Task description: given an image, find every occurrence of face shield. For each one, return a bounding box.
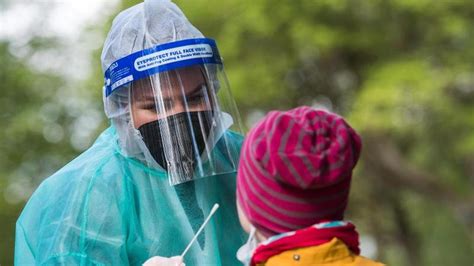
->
[104,38,244,185]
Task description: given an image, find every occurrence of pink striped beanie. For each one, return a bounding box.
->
[237,106,362,237]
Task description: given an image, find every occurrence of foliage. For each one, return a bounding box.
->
[0,40,80,265]
[1,0,473,265]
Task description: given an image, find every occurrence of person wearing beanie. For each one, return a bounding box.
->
[236,106,385,266]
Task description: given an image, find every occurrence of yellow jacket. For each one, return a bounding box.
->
[258,238,385,266]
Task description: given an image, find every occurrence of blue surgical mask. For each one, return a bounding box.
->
[236,226,258,266]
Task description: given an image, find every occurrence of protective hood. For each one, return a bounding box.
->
[100,0,244,185]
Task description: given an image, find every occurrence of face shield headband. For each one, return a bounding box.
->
[104,38,222,97]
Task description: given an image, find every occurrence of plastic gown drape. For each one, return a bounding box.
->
[15,126,246,265]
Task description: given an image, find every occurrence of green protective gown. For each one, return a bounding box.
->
[15,126,246,265]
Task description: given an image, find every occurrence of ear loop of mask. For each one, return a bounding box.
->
[236,226,258,266]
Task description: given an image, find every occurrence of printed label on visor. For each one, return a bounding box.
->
[104,38,222,97]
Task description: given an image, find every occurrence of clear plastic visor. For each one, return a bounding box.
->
[129,64,242,185]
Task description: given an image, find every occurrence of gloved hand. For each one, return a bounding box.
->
[142,256,185,266]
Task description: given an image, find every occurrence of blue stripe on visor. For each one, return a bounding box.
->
[104,38,222,97]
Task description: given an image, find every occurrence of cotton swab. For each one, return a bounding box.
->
[180,203,220,258]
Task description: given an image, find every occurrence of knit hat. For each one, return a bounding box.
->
[236,106,362,237]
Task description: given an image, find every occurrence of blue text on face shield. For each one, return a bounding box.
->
[104,38,222,97]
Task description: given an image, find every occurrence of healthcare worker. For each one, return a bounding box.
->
[15,0,246,265]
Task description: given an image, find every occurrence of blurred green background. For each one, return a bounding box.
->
[1,0,473,265]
